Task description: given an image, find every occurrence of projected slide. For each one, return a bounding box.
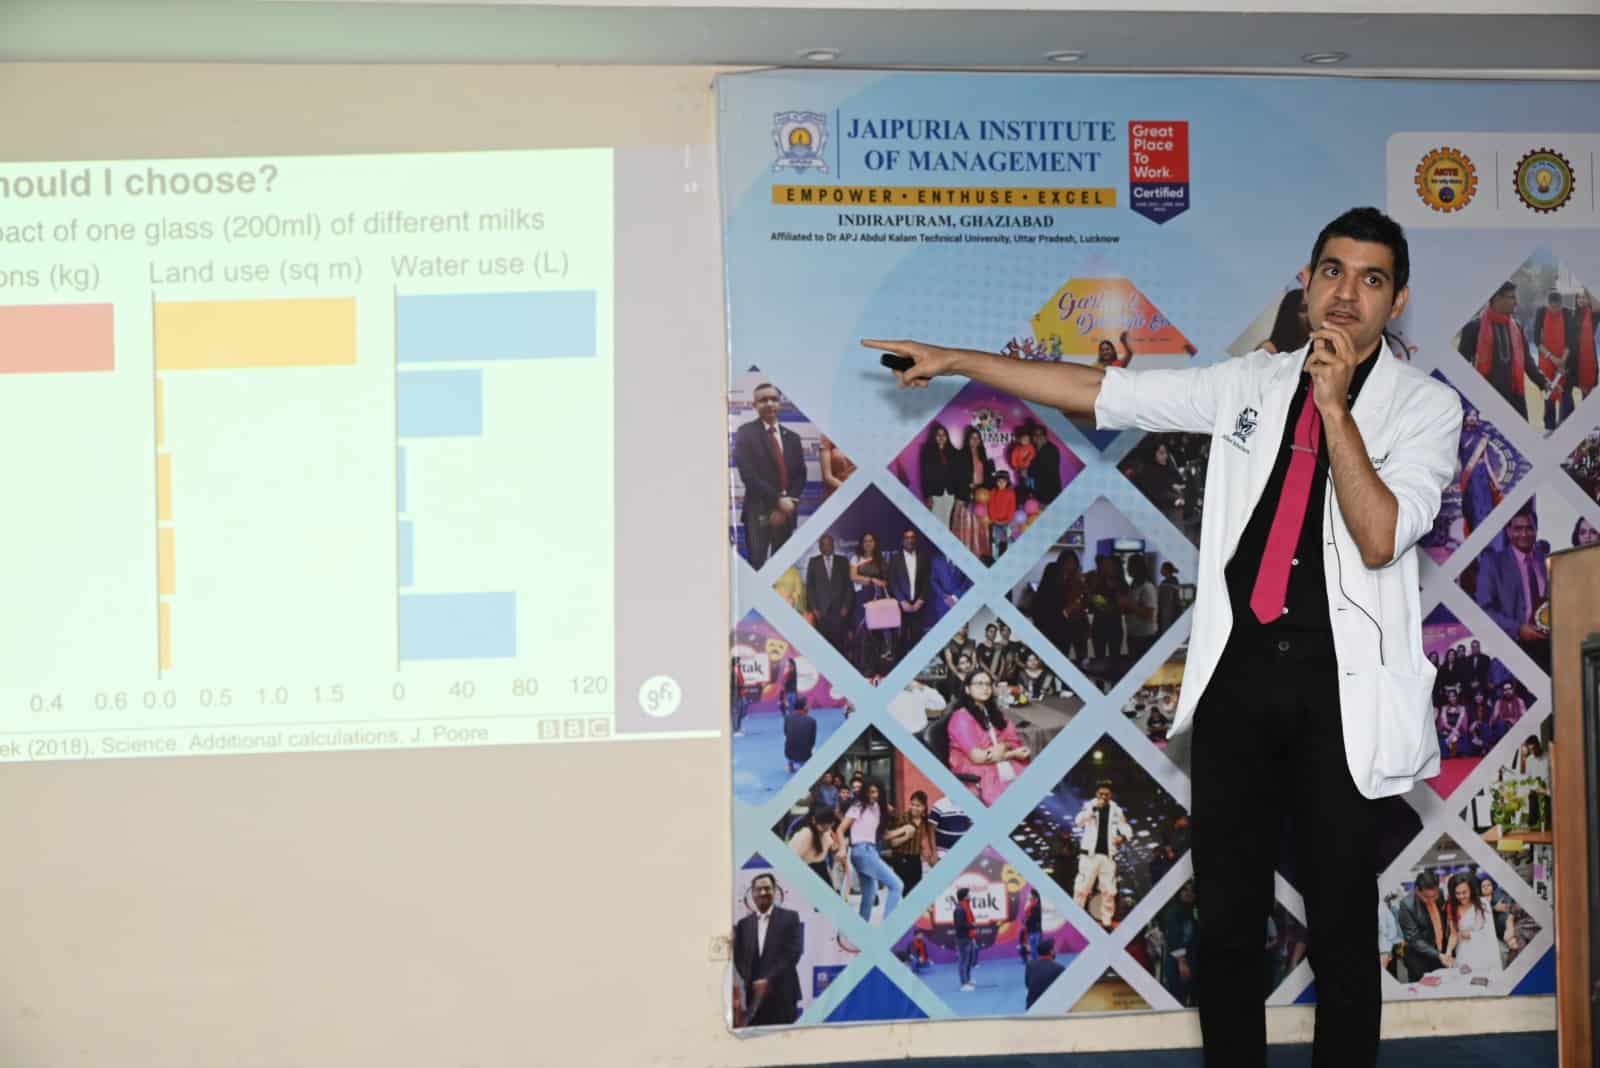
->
[0,150,624,760]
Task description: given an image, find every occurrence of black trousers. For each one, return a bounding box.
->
[1190,630,1382,1068]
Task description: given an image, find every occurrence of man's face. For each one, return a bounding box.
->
[1305,236,1408,354]
[819,535,834,556]
[901,531,918,553]
[1471,641,1481,655]
[1032,428,1047,446]
[1491,288,1517,316]
[752,876,776,911]
[1096,787,1112,805]
[1508,513,1537,553]
[753,386,782,424]
[1418,885,1439,906]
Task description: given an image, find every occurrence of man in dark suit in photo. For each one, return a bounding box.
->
[1533,290,1576,430]
[1029,424,1064,504]
[783,697,817,775]
[805,534,853,652]
[732,872,804,1027]
[1474,500,1551,674]
[1024,937,1066,1010]
[1466,638,1492,696]
[888,528,933,651]
[733,382,808,568]
[1395,869,1453,977]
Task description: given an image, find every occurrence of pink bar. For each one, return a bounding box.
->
[0,304,115,374]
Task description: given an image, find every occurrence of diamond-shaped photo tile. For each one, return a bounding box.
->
[1121,642,1187,755]
[730,367,857,571]
[1006,275,1196,450]
[784,484,975,684]
[1420,605,1539,800]
[732,610,853,808]
[1117,434,1210,548]
[1418,372,1534,567]
[1068,968,1154,1014]
[1456,491,1595,679]
[1562,427,1600,506]
[888,382,1085,566]
[1009,735,1189,931]
[1458,716,1556,906]
[1124,878,1308,1007]
[731,855,855,1028]
[1381,833,1543,998]
[1227,277,1310,358]
[893,604,1085,809]
[772,725,971,927]
[1449,252,1597,437]
[1009,498,1184,693]
[889,846,1090,1017]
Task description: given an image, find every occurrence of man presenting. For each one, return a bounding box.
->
[869,207,1460,1067]
[732,872,804,1027]
[733,382,808,568]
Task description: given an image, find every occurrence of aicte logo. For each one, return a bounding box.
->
[1414,147,1477,213]
[1513,148,1574,214]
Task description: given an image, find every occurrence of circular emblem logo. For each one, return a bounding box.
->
[1513,148,1574,213]
[1414,147,1478,213]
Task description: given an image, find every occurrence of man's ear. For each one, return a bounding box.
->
[1389,285,1411,322]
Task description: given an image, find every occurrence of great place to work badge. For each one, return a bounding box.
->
[1127,120,1189,224]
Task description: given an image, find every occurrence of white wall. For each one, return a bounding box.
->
[0,63,1554,1067]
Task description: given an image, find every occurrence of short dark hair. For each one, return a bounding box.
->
[753,382,778,396]
[1548,291,1563,305]
[1415,869,1440,890]
[752,872,779,891]
[1038,937,1056,957]
[1309,207,1410,294]
[956,886,969,900]
[1095,779,1114,793]
[996,471,1010,483]
[1494,280,1517,300]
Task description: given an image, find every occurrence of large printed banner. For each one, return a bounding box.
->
[722,70,1597,1029]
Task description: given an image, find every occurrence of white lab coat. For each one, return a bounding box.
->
[1094,340,1462,799]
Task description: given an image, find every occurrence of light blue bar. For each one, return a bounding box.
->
[399,592,516,661]
[398,521,415,588]
[397,447,408,514]
[398,370,482,438]
[396,290,597,363]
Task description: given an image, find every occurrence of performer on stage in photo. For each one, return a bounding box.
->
[1072,780,1132,929]
[869,206,1460,1067]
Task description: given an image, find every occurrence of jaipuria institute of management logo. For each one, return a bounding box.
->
[772,111,829,173]
[1413,147,1478,213]
[1513,148,1574,214]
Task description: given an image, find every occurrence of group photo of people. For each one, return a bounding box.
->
[730,862,852,1029]
[1417,375,1533,567]
[1120,644,1185,752]
[1420,605,1538,799]
[774,726,971,927]
[1116,434,1209,547]
[889,381,1085,566]
[730,611,851,807]
[891,605,1085,809]
[789,485,972,683]
[890,847,1089,1016]
[1457,492,1598,679]
[1382,834,1542,997]
[1009,499,1184,693]
[1009,737,1190,932]
[1452,254,1598,436]
[729,369,856,570]
[1126,879,1310,1009]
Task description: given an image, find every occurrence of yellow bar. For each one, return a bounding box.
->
[154,377,165,446]
[156,453,173,522]
[159,601,172,671]
[772,185,1117,208]
[154,298,357,370]
[158,528,176,596]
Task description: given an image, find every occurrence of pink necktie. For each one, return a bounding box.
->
[1249,387,1322,624]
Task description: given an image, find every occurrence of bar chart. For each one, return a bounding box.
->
[0,149,616,760]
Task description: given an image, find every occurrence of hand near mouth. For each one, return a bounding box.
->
[1306,322,1361,417]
